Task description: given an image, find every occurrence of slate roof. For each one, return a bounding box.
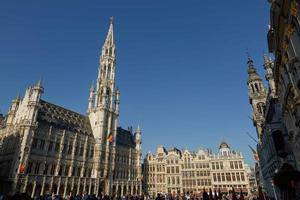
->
[37,100,92,135]
[116,127,135,148]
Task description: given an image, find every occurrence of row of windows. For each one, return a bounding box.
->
[167,176,180,185]
[211,162,223,170]
[182,171,194,177]
[182,179,211,187]
[212,172,245,182]
[182,163,194,169]
[157,174,165,183]
[182,171,210,177]
[196,171,210,176]
[229,161,243,169]
[166,159,179,164]
[195,163,209,169]
[214,184,247,188]
[182,162,210,169]
[166,166,180,174]
[116,155,135,165]
[183,155,206,162]
[114,169,137,180]
[32,138,94,159]
[26,161,93,178]
[148,161,242,172]
[158,165,166,172]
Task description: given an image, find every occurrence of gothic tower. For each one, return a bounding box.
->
[88,17,119,193]
[88,17,118,139]
[247,57,267,139]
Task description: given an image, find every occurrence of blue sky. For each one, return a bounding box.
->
[0,1,270,165]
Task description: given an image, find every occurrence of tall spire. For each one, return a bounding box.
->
[93,17,117,109]
[104,16,114,48]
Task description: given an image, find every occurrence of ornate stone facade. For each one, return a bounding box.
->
[246,57,284,198]
[143,142,250,196]
[247,1,300,197]
[0,18,142,197]
[267,0,300,169]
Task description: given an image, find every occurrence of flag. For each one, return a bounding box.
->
[107,133,114,143]
[19,163,26,173]
[248,145,259,161]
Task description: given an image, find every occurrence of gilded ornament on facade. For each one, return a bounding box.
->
[282,41,289,51]
[286,25,295,38]
[291,1,299,17]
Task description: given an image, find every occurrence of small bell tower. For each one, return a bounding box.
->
[247,57,267,138]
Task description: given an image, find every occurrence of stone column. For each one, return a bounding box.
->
[56,181,60,195]
[121,183,124,196]
[70,177,74,195]
[94,180,99,196]
[49,176,54,193]
[116,182,119,196]
[88,179,92,194]
[22,176,29,193]
[63,178,68,197]
[40,176,46,195]
[83,178,87,194]
[74,179,79,196]
[31,181,37,198]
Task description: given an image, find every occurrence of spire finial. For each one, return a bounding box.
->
[136,124,141,132]
[36,77,43,88]
[109,16,114,25]
[103,17,115,48]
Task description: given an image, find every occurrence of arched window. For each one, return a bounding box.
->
[257,103,265,115]
[255,83,259,92]
[257,104,262,114]
[102,66,107,78]
[251,85,255,93]
[107,66,111,79]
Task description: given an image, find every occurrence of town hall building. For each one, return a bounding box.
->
[0,18,142,197]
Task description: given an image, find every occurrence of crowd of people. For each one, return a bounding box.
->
[0,191,259,200]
